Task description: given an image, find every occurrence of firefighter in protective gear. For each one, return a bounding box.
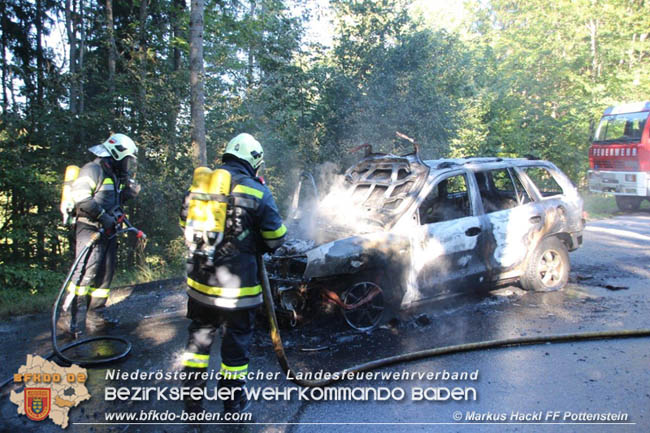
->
[179,133,286,415]
[61,133,141,335]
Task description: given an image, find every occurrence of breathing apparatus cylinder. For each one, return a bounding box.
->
[60,165,80,225]
[207,169,231,245]
[184,167,231,264]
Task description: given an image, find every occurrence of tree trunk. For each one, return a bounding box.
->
[78,0,86,115]
[65,0,78,115]
[1,0,7,113]
[106,0,116,114]
[190,0,206,166]
[138,0,149,128]
[36,0,44,105]
[167,0,184,160]
[247,0,256,87]
[588,17,599,79]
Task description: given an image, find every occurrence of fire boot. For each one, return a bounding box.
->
[185,398,204,416]
[182,367,207,424]
[85,296,118,333]
[222,384,251,415]
[56,295,81,338]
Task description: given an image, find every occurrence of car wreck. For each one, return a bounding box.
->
[266,144,585,331]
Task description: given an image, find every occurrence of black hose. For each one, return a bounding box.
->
[258,255,650,388]
[50,232,132,367]
[1,230,132,391]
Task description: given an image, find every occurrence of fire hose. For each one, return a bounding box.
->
[258,256,650,388]
[0,216,145,390]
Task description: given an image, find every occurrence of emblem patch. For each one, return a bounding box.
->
[25,388,51,422]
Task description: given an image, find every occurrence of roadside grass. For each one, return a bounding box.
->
[0,261,183,320]
[581,190,650,220]
[582,191,618,220]
[0,285,61,318]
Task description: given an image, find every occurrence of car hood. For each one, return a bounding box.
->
[302,231,410,279]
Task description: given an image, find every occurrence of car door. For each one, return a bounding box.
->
[405,171,488,306]
[474,166,543,279]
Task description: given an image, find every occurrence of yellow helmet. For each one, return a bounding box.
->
[224,133,264,170]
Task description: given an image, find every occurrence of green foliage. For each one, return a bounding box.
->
[459,0,650,182]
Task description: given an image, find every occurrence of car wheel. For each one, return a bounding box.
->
[615,196,642,211]
[341,281,385,332]
[521,236,570,292]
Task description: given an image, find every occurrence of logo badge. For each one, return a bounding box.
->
[25,388,51,422]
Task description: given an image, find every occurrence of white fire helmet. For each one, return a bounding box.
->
[89,133,138,161]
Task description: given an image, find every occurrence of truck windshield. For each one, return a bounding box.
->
[593,112,647,144]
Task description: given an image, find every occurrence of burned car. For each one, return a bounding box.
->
[267,147,585,331]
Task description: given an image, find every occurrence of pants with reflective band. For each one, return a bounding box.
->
[68,221,117,309]
[182,297,255,395]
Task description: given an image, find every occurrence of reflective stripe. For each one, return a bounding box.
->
[90,288,110,298]
[72,190,93,202]
[98,184,115,191]
[187,288,263,309]
[67,283,90,296]
[73,176,97,190]
[232,185,264,199]
[232,196,258,210]
[181,352,210,368]
[187,278,262,298]
[220,363,248,380]
[261,224,287,240]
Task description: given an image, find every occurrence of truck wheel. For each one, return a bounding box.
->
[521,237,569,292]
[615,196,642,211]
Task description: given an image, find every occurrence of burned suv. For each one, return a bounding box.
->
[267,147,584,331]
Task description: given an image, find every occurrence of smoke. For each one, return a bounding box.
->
[287,162,389,244]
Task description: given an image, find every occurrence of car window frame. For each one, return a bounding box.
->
[512,163,568,202]
[470,166,532,213]
[415,169,479,225]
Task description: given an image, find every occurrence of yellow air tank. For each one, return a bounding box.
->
[60,165,80,225]
[185,167,213,245]
[206,168,231,247]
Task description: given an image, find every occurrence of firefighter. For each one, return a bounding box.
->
[61,133,140,335]
[179,133,287,415]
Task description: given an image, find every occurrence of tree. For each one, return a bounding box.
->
[190,0,206,166]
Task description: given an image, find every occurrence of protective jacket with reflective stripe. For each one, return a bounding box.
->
[71,158,121,220]
[181,159,287,309]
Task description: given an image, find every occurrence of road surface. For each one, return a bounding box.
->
[1,214,649,432]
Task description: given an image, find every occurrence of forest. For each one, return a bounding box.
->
[0,0,649,308]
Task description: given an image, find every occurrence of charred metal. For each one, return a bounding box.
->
[265,141,585,331]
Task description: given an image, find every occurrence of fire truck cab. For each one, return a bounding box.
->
[588,101,650,211]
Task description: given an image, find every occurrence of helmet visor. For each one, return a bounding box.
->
[119,155,138,178]
[89,144,111,158]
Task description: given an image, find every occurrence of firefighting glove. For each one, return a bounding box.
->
[98,211,117,231]
[122,178,141,201]
[128,179,141,196]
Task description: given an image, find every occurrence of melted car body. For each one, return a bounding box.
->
[267,151,584,330]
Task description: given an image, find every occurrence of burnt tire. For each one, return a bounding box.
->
[520,236,569,292]
[341,281,385,332]
[615,196,642,211]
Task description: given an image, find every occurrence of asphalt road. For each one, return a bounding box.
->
[1,213,649,433]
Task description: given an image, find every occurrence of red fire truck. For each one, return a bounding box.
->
[588,101,650,211]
